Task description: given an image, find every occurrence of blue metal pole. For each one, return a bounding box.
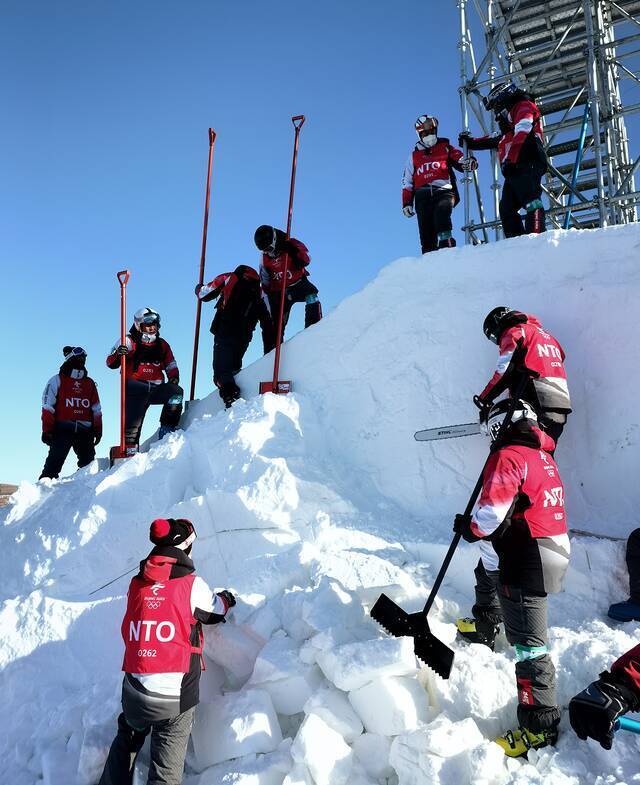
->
[615,716,640,734]
[564,101,591,230]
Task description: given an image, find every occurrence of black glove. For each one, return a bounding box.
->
[169,377,180,385]
[569,674,637,749]
[94,433,102,446]
[453,513,481,543]
[458,131,473,147]
[41,432,53,446]
[116,344,129,356]
[195,283,203,296]
[473,395,491,426]
[217,589,236,609]
[501,160,518,177]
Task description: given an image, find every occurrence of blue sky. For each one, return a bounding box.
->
[2,1,638,483]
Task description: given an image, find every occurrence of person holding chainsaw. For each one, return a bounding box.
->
[254,225,322,340]
[569,644,640,749]
[106,307,183,452]
[459,80,547,237]
[454,398,570,757]
[475,307,571,447]
[402,114,477,253]
[98,517,236,785]
[196,264,275,408]
[39,346,102,479]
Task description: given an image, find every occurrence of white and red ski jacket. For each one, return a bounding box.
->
[479,315,571,414]
[504,98,544,164]
[122,551,228,698]
[106,335,179,384]
[471,425,570,593]
[41,371,102,437]
[402,138,464,207]
[260,238,310,294]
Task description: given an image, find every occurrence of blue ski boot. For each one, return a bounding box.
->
[608,598,640,622]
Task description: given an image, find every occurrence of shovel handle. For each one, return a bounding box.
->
[292,115,305,129]
[117,270,130,287]
[615,717,640,734]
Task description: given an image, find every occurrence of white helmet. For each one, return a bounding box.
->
[134,307,161,332]
[484,398,537,442]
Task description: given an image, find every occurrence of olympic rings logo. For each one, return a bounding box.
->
[145,600,162,610]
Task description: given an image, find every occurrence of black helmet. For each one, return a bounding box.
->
[254,225,277,253]
[482,307,527,344]
[483,81,520,112]
[484,398,537,442]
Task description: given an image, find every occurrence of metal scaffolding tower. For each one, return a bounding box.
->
[458,0,640,243]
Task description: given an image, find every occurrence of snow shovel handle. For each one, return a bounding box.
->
[615,717,640,734]
[117,270,130,453]
[421,375,532,618]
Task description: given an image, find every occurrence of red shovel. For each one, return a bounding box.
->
[109,270,132,465]
[259,115,305,395]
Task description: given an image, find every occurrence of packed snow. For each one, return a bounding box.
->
[2,226,640,785]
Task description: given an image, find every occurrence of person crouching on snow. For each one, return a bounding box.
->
[40,346,102,480]
[106,308,183,452]
[453,399,570,758]
[98,518,235,785]
[254,224,322,339]
[401,114,477,253]
[196,265,275,408]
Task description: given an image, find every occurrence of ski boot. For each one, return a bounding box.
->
[220,381,241,409]
[158,425,178,440]
[437,231,456,250]
[524,200,546,234]
[456,617,499,650]
[494,726,558,758]
[608,598,640,622]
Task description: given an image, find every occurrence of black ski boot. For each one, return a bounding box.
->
[220,382,241,409]
[456,617,500,650]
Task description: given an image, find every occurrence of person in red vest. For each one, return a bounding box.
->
[196,264,275,408]
[98,518,235,785]
[570,644,640,749]
[39,346,102,480]
[254,225,322,340]
[475,307,571,446]
[459,81,547,237]
[106,308,183,451]
[454,399,570,757]
[402,114,477,253]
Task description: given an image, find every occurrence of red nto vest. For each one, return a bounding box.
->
[121,572,202,674]
[55,374,97,424]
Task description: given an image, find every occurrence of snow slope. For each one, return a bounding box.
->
[2,225,640,785]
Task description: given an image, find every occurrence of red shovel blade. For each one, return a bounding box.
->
[259,381,292,394]
[109,444,137,466]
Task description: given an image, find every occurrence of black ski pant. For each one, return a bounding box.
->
[500,162,546,238]
[40,422,95,479]
[98,707,195,785]
[626,528,640,602]
[124,380,183,446]
[213,332,251,405]
[414,187,456,253]
[268,276,321,341]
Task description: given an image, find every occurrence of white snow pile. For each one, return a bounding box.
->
[2,225,640,785]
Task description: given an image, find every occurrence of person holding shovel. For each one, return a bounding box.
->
[454,398,570,757]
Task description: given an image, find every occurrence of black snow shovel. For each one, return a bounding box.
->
[371,390,527,678]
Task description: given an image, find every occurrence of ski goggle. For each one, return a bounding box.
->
[415,115,437,132]
[64,346,87,360]
[139,314,159,326]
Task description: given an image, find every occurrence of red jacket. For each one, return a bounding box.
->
[402,138,464,207]
[41,370,102,437]
[472,424,570,593]
[106,334,179,384]
[466,99,544,167]
[260,238,310,294]
[612,644,640,698]
[122,558,201,674]
[479,314,571,415]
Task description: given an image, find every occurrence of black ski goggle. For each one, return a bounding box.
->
[64,346,87,360]
[139,314,159,326]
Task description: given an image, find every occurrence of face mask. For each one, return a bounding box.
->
[421,134,437,148]
[140,332,157,344]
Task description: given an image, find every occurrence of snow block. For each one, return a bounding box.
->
[203,621,266,688]
[389,718,486,785]
[191,689,283,771]
[291,713,353,785]
[348,676,430,736]
[316,636,417,691]
[248,633,324,715]
[303,686,363,743]
[183,739,292,785]
[282,764,314,785]
[352,733,393,780]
